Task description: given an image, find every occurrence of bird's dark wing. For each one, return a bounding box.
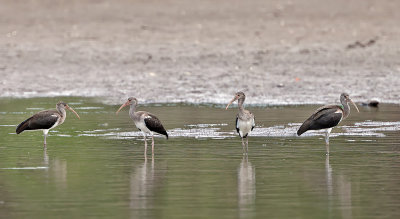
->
[16,110,59,134]
[144,113,168,139]
[297,105,342,136]
[311,105,342,121]
[235,115,239,133]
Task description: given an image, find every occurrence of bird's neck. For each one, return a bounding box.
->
[341,99,350,119]
[129,104,137,116]
[57,106,67,118]
[238,98,245,112]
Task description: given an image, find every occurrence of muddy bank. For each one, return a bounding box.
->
[1,0,400,105]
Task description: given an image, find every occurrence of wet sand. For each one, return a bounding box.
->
[1,0,400,105]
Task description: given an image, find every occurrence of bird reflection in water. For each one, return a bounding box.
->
[43,148,68,189]
[337,171,352,218]
[130,157,166,218]
[326,155,333,197]
[325,155,353,219]
[238,155,256,218]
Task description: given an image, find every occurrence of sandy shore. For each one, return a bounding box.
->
[1,0,400,105]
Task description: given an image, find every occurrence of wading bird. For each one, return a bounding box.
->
[226,92,255,155]
[16,102,80,147]
[297,93,359,154]
[116,97,168,158]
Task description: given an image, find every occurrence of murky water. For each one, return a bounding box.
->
[0,97,399,218]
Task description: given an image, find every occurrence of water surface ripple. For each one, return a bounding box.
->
[0,98,399,219]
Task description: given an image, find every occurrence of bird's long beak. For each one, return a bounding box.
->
[225,97,237,110]
[116,101,129,115]
[349,99,360,112]
[66,105,80,119]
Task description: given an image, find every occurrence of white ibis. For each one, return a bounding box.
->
[226,92,255,155]
[116,97,168,158]
[297,93,359,154]
[16,102,80,147]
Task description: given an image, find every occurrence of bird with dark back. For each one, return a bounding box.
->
[297,93,359,155]
[16,101,80,147]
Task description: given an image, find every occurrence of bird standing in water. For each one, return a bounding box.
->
[297,93,359,154]
[116,97,168,158]
[226,92,255,155]
[16,102,80,147]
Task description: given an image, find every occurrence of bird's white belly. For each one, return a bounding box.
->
[134,120,151,134]
[49,115,62,130]
[238,119,253,137]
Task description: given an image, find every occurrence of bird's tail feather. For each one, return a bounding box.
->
[16,117,31,134]
[297,120,310,136]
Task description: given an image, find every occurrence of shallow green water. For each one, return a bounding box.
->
[0,97,399,218]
